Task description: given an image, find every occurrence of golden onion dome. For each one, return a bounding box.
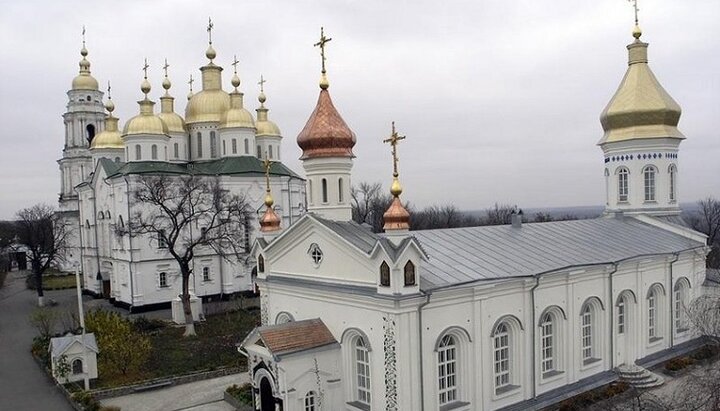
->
[72,46,99,91]
[123,79,169,135]
[598,33,684,145]
[157,110,186,133]
[186,89,231,123]
[91,118,124,149]
[256,91,281,137]
[220,91,255,129]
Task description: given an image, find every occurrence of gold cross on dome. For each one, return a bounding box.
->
[628,0,640,25]
[263,153,272,192]
[142,58,149,79]
[82,25,86,46]
[258,75,266,93]
[163,59,170,77]
[231,55,239,74]
[188,74,194,92]
[383,121,406,177]
[207,17,214,44]
[314,27,332,73]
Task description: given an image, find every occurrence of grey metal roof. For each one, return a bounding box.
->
[50,333,99,357]
[412,217,704,290]
[313,215,382,254]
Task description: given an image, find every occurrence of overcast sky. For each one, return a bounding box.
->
[0,0,718,219]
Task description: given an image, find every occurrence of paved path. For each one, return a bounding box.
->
[101,372,248,411]
[0,270,74,410]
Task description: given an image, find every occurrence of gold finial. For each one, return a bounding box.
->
[628,0,642,39]
[314,27,332,89]
[162,59,171,92]
[258,75,267,105]
[383,122,407,197]
[105,81,115,113]
[207,17,214,45]
[141,58,151,97]
[263,153,274,207]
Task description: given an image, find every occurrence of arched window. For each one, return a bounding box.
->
[196,132,203,158]
[617,295,626,335]
[257,145,262,158]
[540,312,555,374]
[581,304,594,362]
[210,131,217,158]
[674,278,690,333]
[643,165,657,201]
[222,140,226,155]
[151,144,158,160]
[304,391,316,411]
[404,261,416,286]
[338,178,344,203]
[118,215,124,227]
[202,266,210,282]
[669,164,677,202]
[158,272,168,288]
[86,124,96,143]
[114,157,120,163]
[617,167,629,202]
[174,143,179,158]
[232,138,237,154]
[321,178,328,203]
[258,255,265,273]
[647,283,665,341]
[438,334,457,405]
[135,145,142,160]
[275,312,294,324]
[354,337,371,406]
[269,145,273,159]
[72,358,83,375]
[244,139,249,154]
[379,261,390,287]
[493,322,511,390]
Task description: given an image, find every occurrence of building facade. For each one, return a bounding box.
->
[61,31,306,310]
[239,23,711,411]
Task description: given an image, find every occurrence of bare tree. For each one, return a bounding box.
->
[483,203,516,226]
[15,204,69,306]
[351,182,393,233]
[688,197,720,268]
[118,175,252,336]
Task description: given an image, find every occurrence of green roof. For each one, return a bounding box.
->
[106,157,303,180]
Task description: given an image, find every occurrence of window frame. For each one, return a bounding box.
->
[159,271,168,288]
[668,164,677,202]
[354,337,372,406]
[493,322,511,391]
[438,334,458,406]
[643,165,657,202]
[379,261,390,287]
[202,266,210,282]
[617,167,629,203]
[71,358,83,375]
[540,313,555,375]
[404,260,416,286]
[304,391,316,411]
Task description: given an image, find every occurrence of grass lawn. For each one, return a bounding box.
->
[43,274,79,289]
[94,308,260,388]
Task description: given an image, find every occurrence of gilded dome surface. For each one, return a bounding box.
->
[157,111,186,133]
[124,106,169,136]
[256,119,281,136]
[220,106,255,129]
[72,74,99,91]
[598,40,684,145]
[185,89,230,124]
[91,118,123,149]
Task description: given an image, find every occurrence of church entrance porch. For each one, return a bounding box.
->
[259,376,282,411]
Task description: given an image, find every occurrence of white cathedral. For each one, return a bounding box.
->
[236,23,712,411]
[58,31,305,309]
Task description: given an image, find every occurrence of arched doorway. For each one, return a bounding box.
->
[260,376,275,411]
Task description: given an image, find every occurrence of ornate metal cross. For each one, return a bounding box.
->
[82,25,86,47]
[383,121,406,178]
[628,0,640,25]
[207,17,214,44]
[263,154,272,193]
[314,27,332,73]
[258,75,266,93]
[163,59,169,77]
[231,55,239,74]
[107,81,111,98]
[188,74,194,93]
[142,58,149,79]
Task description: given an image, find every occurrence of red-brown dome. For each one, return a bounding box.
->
[296,89,356,159]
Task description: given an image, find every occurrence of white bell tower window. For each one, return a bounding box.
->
[617,167,629,202]
[669,164,677,202]
[643,165,657,202]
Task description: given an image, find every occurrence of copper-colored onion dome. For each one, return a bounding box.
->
[259,194,281,233]
[383,196,410,231]
[296,89,356,159]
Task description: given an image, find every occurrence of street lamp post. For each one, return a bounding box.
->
[74,261,89,390]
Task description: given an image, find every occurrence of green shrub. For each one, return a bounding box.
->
[72,391,100,411]
[691,345,719,361]
[226,383,253,405]
[132,316,165,334]
[665,356,695,371]
[86,309,152,377]
[31,336,51,366]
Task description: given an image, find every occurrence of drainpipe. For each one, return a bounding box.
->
[530,275,541,399]
[668,253,679,348]
[124,177,135,312]
[607,263,618,369]
[417,291,432,411]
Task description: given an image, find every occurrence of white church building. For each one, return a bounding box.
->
[59,30,306,310]
[238,23,711,411]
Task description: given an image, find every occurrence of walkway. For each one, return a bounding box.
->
[101,372,248,411]
[0,270,74,410]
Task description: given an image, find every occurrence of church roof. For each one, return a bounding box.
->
[242,319,338,358]
[106,157,302,179]
[412,217,705,290]
[50,333,99,357]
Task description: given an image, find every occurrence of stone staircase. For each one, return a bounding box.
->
[615,364,665,389]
